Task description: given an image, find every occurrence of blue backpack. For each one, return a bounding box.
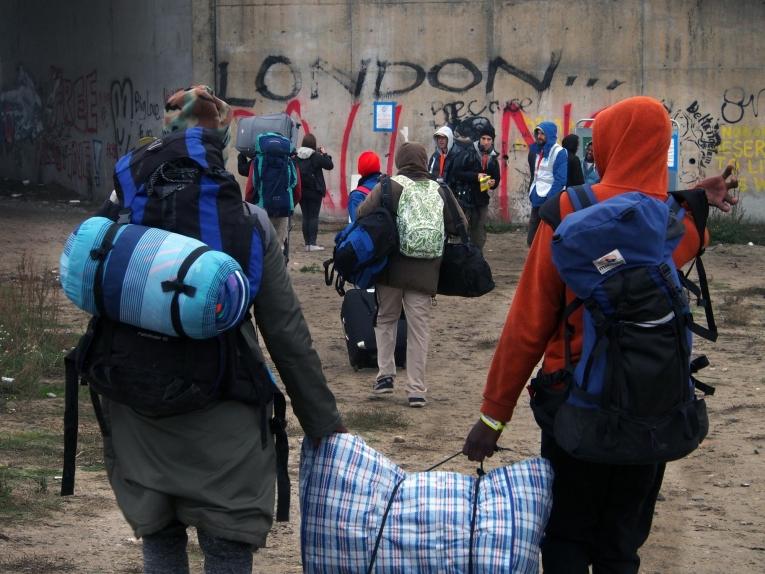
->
[531,185,717,465]
[251,132,297,217]
[324,176,397,295]
[62,129,290,514]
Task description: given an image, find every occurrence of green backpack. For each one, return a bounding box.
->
[393,175,445,259]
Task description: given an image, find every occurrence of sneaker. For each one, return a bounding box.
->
[408,396,427,408]
[304,245,312,252]
[308,244,325,251]
[373,376,394,394]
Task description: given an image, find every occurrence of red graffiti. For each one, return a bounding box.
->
[336,101,361,209]
[49,67,98,134]
[499,107,511,221]
[285,99,311,135]
[40,138,93,181]
[232,108,255,119]
[563,103,572,137]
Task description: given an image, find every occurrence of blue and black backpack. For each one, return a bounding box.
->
[62,128,290,521]
[530,184,717,465]
[323,176,398,295]
[250,132,297,217]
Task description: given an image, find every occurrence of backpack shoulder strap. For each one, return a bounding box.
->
[381,175,393,213]
[539,184,597,230]
[668,188,717,342]
[669,188,709,257]
[566,184,597,211]
[441,185,470,244]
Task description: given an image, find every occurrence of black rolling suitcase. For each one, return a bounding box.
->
[341,288,406,371]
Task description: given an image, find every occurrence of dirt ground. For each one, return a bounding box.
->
[0,196,763,573]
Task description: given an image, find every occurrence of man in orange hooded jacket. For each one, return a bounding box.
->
[462,96,738,573]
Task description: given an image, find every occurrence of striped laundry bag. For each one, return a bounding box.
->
[300,434,553,573]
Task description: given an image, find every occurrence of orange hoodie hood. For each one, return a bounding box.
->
[593,96,671,199]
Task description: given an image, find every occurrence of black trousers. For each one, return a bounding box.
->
[300,197,323,245]
[540,433,665,574]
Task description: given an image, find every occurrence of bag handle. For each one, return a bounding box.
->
[440,184,470,244]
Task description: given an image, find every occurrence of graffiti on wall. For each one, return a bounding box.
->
[721,87,764,125]
[717,87,765,193]
[669,100,722,187]
[0,66,44,147]
[223,52,564,103]
[662,90,764,194]
[47,67,99,135]
[110,78,165,156]
[219,49,638,219]
[0,64,172,193]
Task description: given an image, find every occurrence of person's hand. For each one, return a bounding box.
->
[462,419,502,462]
[319,146,326,155]
[488,179,496,188]
[310,424,349,448]
[477,172,488,181]
[695,164,739,212]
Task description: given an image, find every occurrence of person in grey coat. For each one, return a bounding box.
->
[99,87,345,574]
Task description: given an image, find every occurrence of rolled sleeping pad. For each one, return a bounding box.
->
[60,216,250,339]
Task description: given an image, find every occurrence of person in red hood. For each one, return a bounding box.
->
[462,96,738,573]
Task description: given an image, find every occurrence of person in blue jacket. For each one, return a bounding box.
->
[348,150,383,223]
[527,121,567,246]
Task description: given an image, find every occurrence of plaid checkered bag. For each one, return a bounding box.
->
[300,434,553,573]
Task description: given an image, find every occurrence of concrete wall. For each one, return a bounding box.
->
[0,0,193,199]
[2,0,764,221]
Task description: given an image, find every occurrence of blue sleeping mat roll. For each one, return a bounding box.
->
[60,216,250,339]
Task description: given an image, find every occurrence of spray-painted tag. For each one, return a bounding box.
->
[593,249,626,274]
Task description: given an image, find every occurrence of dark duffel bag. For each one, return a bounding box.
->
[436,189,494,297]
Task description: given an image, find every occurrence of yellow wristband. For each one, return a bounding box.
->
[480,413,505,432]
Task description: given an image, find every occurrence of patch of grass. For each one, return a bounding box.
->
[0,465,63,523]
[718,294,752,327]
[730,286,765,298]
[707,204,764,245]
[299,263,322,273]
[474,335,499,350]
[0,554,76,573]
[0,431,60,460]
[0,255,78,400]
[343,408,409,432]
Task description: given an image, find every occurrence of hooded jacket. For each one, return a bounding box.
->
[529,121,567,207]
[296,146,334,201]
[451,138,500,208]
[427,125,458,184]
[480,96,708,423]
[356,142,467,294]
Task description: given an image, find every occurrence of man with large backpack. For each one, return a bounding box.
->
[356,142,467,408]
[238,138,301,263]
[70,86,345,573]
[462,96,738,573]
